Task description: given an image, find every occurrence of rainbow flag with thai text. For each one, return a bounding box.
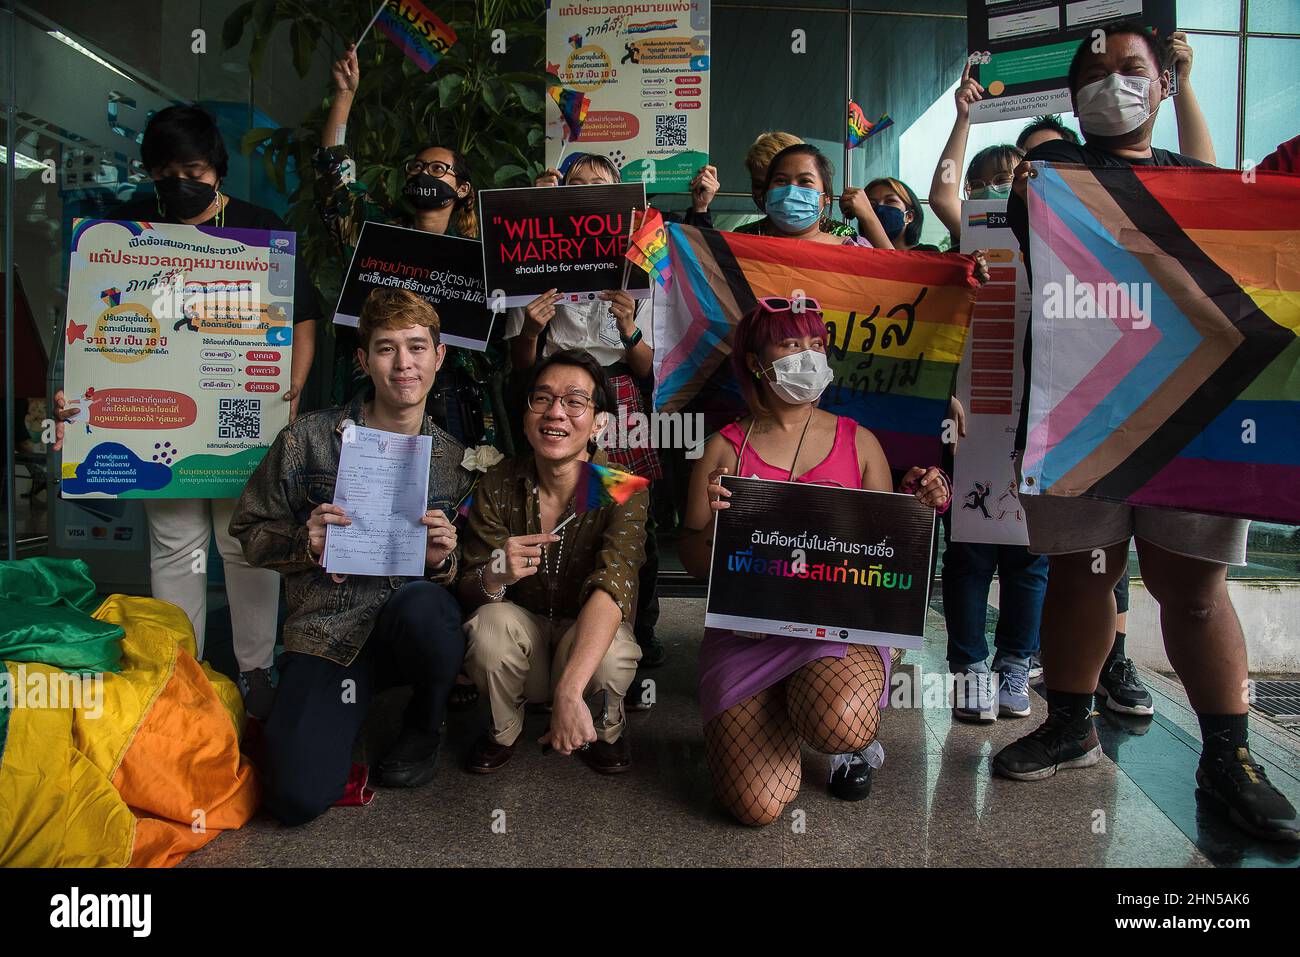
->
[1022,163,1300,522]
[376,0,457,72]
[653,223,979,470]
[626,207,671,287]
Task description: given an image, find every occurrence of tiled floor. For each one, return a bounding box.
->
[185,597,1300,868]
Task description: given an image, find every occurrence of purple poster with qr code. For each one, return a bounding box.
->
[61,218,296,499]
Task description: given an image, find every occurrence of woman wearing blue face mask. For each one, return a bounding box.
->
[755,144,891,248]
[863,177,931,251]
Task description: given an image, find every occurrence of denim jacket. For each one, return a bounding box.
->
[230,397,473,666]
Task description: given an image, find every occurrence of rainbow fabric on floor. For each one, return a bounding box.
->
[653,223,978,470]
[0,558,258,867]
[1021,163,1300,522]
[375,0,458,72]
[574,461,651,514]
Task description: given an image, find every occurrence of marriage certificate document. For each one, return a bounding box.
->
[324,426,431,577]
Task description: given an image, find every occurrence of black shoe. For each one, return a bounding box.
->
[828,751,873,801]
[579,735,632,774]
[237,667,276,722]
[377,728,440,788]
[992,709,1101,781]
[1096,655,1154,716]
[637,634,667,668]
[1196,747,1300,842]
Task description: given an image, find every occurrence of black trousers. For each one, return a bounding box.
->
[261,581,464,826]
[635,489,661,643]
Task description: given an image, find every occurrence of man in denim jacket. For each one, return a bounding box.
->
[231,288,472,824]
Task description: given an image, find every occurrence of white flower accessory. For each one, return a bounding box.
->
[461,444,504,473]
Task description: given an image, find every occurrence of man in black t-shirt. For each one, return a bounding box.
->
[992,23,1297,843]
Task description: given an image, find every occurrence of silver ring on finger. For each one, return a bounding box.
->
[526,557,533,568]
[579,743,590,751]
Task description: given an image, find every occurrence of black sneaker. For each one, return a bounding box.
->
[1196,747,1300,842]
[378,728,441,788]
[992,709,1101,781]
[1096,655,1154,716]
[829,751,873,801]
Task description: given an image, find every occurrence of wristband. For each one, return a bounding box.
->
[620,326,643,350]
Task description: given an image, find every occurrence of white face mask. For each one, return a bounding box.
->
[1075,72,1157,137]
[763,349,834,404]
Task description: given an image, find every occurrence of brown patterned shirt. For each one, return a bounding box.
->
[460,450,647,623]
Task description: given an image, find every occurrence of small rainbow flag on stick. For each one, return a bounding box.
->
[625,206,671,287]
[552,462,650,533]
[364,0,457,73]
[847,101,893,149]
[549,84,591,143]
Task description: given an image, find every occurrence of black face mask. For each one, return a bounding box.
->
[403,173,458,210]
[156,176,218,220]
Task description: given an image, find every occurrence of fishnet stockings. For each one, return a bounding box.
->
[704,645,886,826]
[786,644,885,753]
[704,685,801,827]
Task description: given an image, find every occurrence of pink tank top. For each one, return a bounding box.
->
[719,415,863,489]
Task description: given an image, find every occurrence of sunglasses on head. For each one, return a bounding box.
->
[756,295,823,315]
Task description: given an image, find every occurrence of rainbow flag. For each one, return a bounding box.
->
[847,103,893,149]
[375,0,457,73]
[575,461,651,514]
[626,207,671,287]
[653,223,979,469]
[1022,163,1300,522]
[549,84,590,142]
[0,559,257,867]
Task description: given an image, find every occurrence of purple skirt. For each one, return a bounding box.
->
[698,629,892,726]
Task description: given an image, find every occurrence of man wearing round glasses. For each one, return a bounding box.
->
[459,349,647,776]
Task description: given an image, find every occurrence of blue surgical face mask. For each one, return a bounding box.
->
[872,203,908,240]
[765,184,823,232]
[968,182,1012,201]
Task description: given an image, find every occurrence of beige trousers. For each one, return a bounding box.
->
[463,601,641,746]
[145,497,280,671]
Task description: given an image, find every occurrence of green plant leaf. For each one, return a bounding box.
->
[481,77,503,115]
[508,81,543,113]
[290,21,314,79]
[493,164,526,186]
[222,1,255,50]
[437,72,465,109]
[240,127,277,155]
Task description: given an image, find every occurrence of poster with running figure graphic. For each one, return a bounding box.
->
[706,477,935,650]
[546,1,711,191]
[951,200,1030,545]
[61,218,296,499]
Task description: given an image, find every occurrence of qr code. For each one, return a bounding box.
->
[218,398,261,439]
[655,114,688,148]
